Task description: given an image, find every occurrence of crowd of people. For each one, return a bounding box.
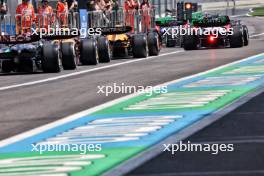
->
[4,0,153,33]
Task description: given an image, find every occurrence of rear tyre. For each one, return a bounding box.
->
[97,37,111,63]
[80,39,98,65]
[148,32,160,56]
[42,43,60,73]
[61,42,77,70]
[242,25,249,46]
[1,60,13,73]
[183,33,198,50]
[230,26,244,48]
[132,34,148,58]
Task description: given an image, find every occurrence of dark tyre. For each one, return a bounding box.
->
[230,26,244,48]
[148,32,160,56]
[242,25,249,46]
[183,33,198,50]
[42,43,60,73]
[61,42,77,70]
[97,37,111,63]
[80,39,98,65]
[132,34,147,58]
[1,60,13,73]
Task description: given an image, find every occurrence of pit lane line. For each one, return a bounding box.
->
[250,32,264,38]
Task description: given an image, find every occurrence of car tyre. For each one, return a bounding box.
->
[148,32,160,56]
[1,60,13,73]
[80,38,98,65]
[183,32,198,50]
[97,36,111,63]
[230,26,244,48]
[42,42,60,73]
[242,25,249,46]
[132,34,148,58]
[61,41,77,70]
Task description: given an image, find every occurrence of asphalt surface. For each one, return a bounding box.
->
[0,11,263,143]
[127,80,264,176]
[126,11,264,176]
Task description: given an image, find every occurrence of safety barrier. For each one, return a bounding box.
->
[0,9,156,36]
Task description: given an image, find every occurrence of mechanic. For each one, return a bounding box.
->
[140,0,152,32]
[0,0,7,19]
[16,0,36,34]
[37,0,54,29]
[56,0,69,27]
[124,0,139,32]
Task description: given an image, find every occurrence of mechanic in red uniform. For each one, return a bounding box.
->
[56,0,68,27]
[37,0,54,29]
[124,0,139,32]
[140,0,152,32]
[16,0,35,34]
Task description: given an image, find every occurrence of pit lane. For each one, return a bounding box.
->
[0,9,263,141]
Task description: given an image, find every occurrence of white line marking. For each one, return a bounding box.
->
[0,50,184,91]
[250,32,264,38]
[0,53,263,148]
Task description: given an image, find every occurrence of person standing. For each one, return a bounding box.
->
[124,0,139,31]
[140,0,152,32]
[37,0,54,29]
[56,0,68,27]
[0,0,7,18]
[16,0,35,34]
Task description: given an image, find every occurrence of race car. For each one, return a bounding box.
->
[155,11,183,47]
[155,2,201,48]
[59,7,112,67]
[0,15,78,73]
[183,14,249,50]
[0,35,62,73]
[95,9,160,58]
